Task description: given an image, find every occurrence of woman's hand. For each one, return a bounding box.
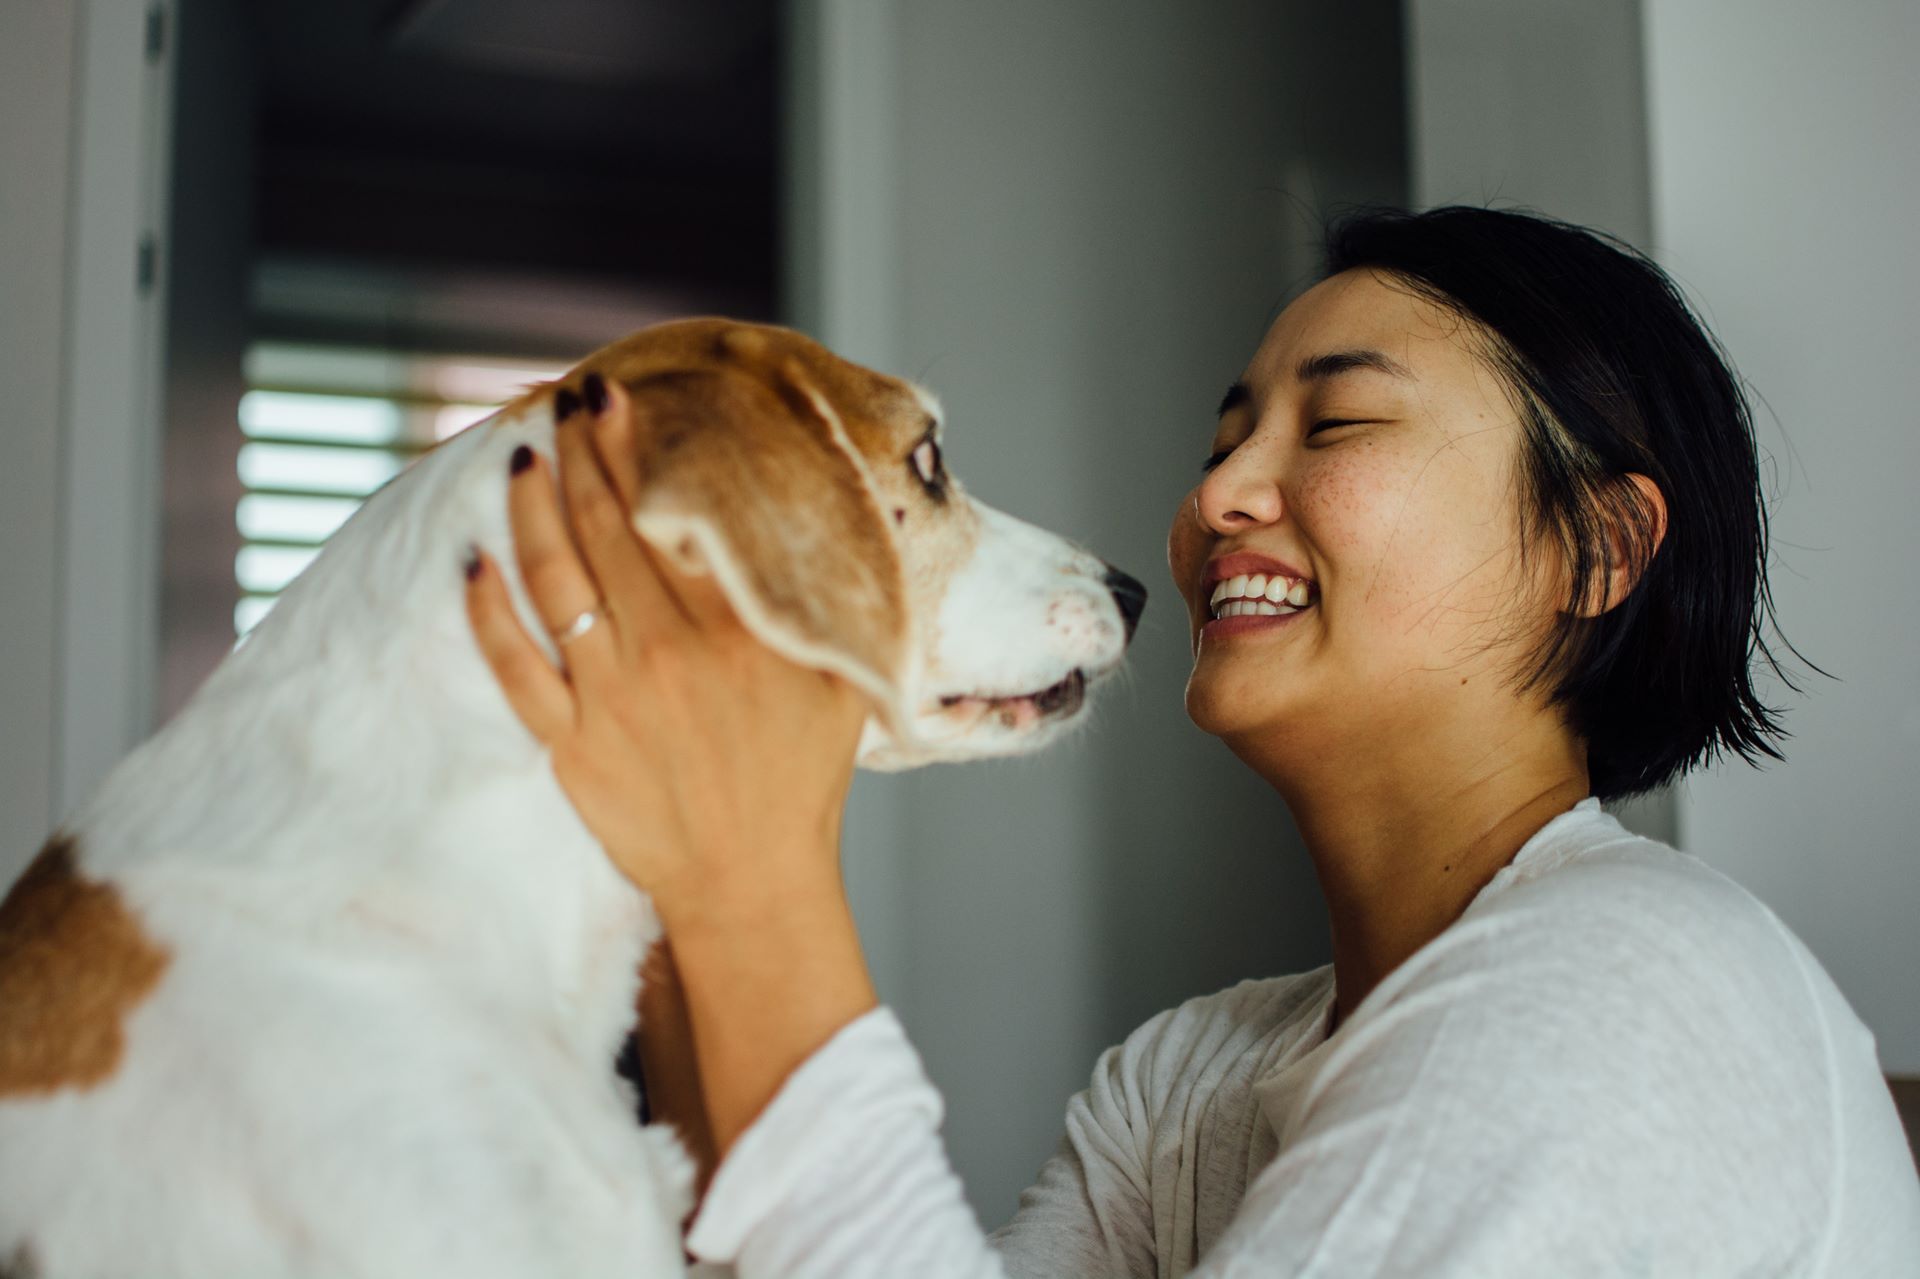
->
[463,374,883,1164]
[462,375,869,919]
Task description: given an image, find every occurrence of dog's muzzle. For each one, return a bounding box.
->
[1103,564,1148,640]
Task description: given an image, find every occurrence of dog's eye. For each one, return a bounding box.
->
[911,436,944,493]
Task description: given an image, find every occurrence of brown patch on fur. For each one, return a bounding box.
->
[0,836,170,1096]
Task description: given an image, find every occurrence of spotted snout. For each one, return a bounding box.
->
[856,499,1146,767]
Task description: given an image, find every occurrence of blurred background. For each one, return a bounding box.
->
[2,0,1914,1220]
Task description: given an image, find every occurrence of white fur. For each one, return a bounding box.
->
[859,503,1132,769]
[0,386,1134,1277]
[0,409,693,1278]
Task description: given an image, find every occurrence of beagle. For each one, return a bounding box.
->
[0,319,1145,1278]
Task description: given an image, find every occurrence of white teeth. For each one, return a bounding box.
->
[1206,568,1318,618]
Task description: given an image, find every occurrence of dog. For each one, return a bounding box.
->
[0,319,1146,1278]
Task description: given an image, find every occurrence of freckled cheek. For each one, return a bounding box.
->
[1295,457,1440,619]
[1294,459,1401,559]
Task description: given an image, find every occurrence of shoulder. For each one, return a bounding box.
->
[1077,967,1333,1126]
[1126,967,1333,1069]
[1259,817,1866,1269]
[1365,815,1841,1127]
[1457,818,1811,1012]
[1152,967,1334,1042]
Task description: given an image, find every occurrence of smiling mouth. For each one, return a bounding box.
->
[937,669,1087,725]
[1207,570,1317,620]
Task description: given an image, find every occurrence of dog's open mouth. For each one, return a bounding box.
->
[937,669,1087,728]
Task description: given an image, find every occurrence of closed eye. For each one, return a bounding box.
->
[1202,419,1366,470]
[1307,418,1367,437]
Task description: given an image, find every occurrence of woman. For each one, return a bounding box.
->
[464,207,1920,1275]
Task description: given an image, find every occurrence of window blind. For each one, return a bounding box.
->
[235,343,565,635]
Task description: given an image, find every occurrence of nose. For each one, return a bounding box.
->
[1102,564,1148,640]
[1197,451,1284,533]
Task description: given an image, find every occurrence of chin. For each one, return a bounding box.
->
[1184,631,1332,743]
[1183,660,1263,739]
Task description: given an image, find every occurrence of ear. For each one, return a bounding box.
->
[622,367,912,731]
[1573,471,1669,618]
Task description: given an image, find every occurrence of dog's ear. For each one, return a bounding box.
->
[624,367,910,730]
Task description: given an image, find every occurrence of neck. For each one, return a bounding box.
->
[1228,704,1590,1030]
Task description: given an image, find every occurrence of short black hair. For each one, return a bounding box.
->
[1321,204,1816,801]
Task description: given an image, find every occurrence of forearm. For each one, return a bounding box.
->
[681,1004,1013,1279]
[655,835,880,1159]
[654,837,1114,1279]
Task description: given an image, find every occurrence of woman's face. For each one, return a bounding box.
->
[1169,268,1557,750]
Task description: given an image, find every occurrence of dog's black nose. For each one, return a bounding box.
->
[1103,564,1148,640]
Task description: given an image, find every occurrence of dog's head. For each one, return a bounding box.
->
[539,319,1144,769]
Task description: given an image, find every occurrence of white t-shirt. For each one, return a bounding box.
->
[685,797,1920,1277]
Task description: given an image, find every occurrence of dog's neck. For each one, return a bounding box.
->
[71,406,655,1039]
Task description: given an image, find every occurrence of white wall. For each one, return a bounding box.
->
[59,0,175,816]
[0,0,173,880]
[0,0,80,875]
[789,0,1407,1224]
[157,0,252,722]
[1407,0,1652,247]
[1645,0,1920,1073]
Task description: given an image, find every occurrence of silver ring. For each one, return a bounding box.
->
[554,606,603,645]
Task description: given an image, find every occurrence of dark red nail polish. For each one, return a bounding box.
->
[463,550,482,581]
[554,387,581,422]
[582,372,608,416]
[510,445,534,475]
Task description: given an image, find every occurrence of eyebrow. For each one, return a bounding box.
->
[1295,348,1415,384]
[1215,348,1415,418]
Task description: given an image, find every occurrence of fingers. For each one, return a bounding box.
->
[464,551,574,741]
[506,442,620,679]
[564,373,733,638]
[552,394,679,641]
[557,371,741,640]
[585,374,642,509]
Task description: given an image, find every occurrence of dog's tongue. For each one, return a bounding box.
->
[1003,697,1042,729]
[941,693,1043,728]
